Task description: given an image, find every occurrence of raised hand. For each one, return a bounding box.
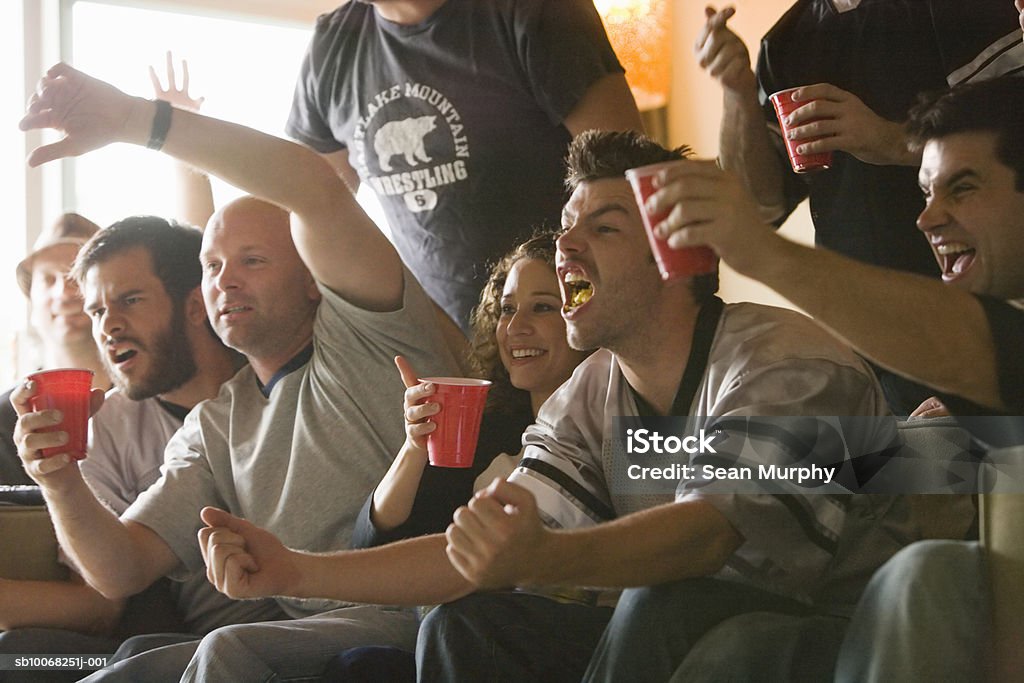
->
[395,355,439,453]
[642,158,769,274]
[149,51,205,112]
[694,5,756,93]
[19,63,146,168]
[198,507,302,600]
[781,83,918,166]
[12,380,105,485]
[445,478,549,590]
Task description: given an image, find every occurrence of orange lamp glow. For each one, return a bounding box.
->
[596,0,671,111]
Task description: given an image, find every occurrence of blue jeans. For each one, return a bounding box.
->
[583,578,820,683]
[0,628,118,683]
[669,612,848,681]
[835,540,987,682]
[80,605,418,682]
[416,592,613,682]
[322,645,415,682]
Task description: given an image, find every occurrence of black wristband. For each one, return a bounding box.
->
[146,99,173,151]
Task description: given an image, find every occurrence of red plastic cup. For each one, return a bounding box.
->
[421,377,491,468]
[770,87,834,173]
[28,368,93,460]
[625,161,718,281]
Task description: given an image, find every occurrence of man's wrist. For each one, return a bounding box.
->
[889,121,922,166]
[146,100,173,150]
[521,527,565,586]
[722,79,761,112]
[123,97,161,148]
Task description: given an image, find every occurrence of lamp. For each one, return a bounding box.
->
[595,0,671,112]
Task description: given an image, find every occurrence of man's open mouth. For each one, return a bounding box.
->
[108,345,138,365]
[219,304,253,320]
[936,242,976,279]
[562,271,594,314]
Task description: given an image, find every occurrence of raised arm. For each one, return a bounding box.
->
[646,159,1001,409]
[21,62,403,311]
[149,52,215,229]
[695,6,787,218]
[320,149,361,194]
[11,382,180,599]
[563,73,644,137]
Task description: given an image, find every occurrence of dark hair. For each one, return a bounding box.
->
[907,75,1024,191]
[469,230,559,414]
[72,216,204,305]
[565,130,719,304]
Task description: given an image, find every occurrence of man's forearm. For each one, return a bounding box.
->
[526,501,740,589]
[42,479,161,599]
[0,576,123,634]
[294,534,473,606]
[736,235,1002,410]
[123,99,402,308]
[719,88,787,217]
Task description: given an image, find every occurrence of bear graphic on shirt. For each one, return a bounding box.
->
[374,116,437,172]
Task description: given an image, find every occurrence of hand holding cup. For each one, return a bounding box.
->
[12,370,104,483]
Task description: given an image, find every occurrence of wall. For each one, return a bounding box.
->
[668,0,812,310]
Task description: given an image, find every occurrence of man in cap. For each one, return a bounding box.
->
[0,214,109,485]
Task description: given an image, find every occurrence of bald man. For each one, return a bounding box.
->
[16,63,460,681]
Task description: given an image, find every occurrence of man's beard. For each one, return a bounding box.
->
[106,303,197,401]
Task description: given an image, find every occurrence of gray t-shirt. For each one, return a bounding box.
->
[86,391,283,634]
[124,269,459,617]
[513,303,930,607]
[287,0,624,328]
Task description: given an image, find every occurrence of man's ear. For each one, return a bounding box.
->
[186,287,207,326]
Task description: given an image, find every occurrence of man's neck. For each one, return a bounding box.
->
[371,0,448,25]
[249,333,315,387]
[616,303,701,417]
[160,342,242,410]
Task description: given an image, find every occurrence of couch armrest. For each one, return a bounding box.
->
[0,505,69,582]
[980,445,1024,681]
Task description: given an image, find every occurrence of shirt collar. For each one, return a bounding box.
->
[257,342,315,398]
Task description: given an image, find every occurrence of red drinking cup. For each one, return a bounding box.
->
[770,87,834,173]
[421,377,491,468]
[625,161,718,281]
[28,368,93,460]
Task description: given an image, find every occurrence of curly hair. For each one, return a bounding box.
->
[468,230,559,415]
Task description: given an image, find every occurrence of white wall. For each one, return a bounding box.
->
[668,0,812,310]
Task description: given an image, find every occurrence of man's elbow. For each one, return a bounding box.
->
[90,571,151,601]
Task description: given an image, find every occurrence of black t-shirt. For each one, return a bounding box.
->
[0,385,32,486]
[287,0,623,329]
[941,297,1024,414]
[757,0,1022,276]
